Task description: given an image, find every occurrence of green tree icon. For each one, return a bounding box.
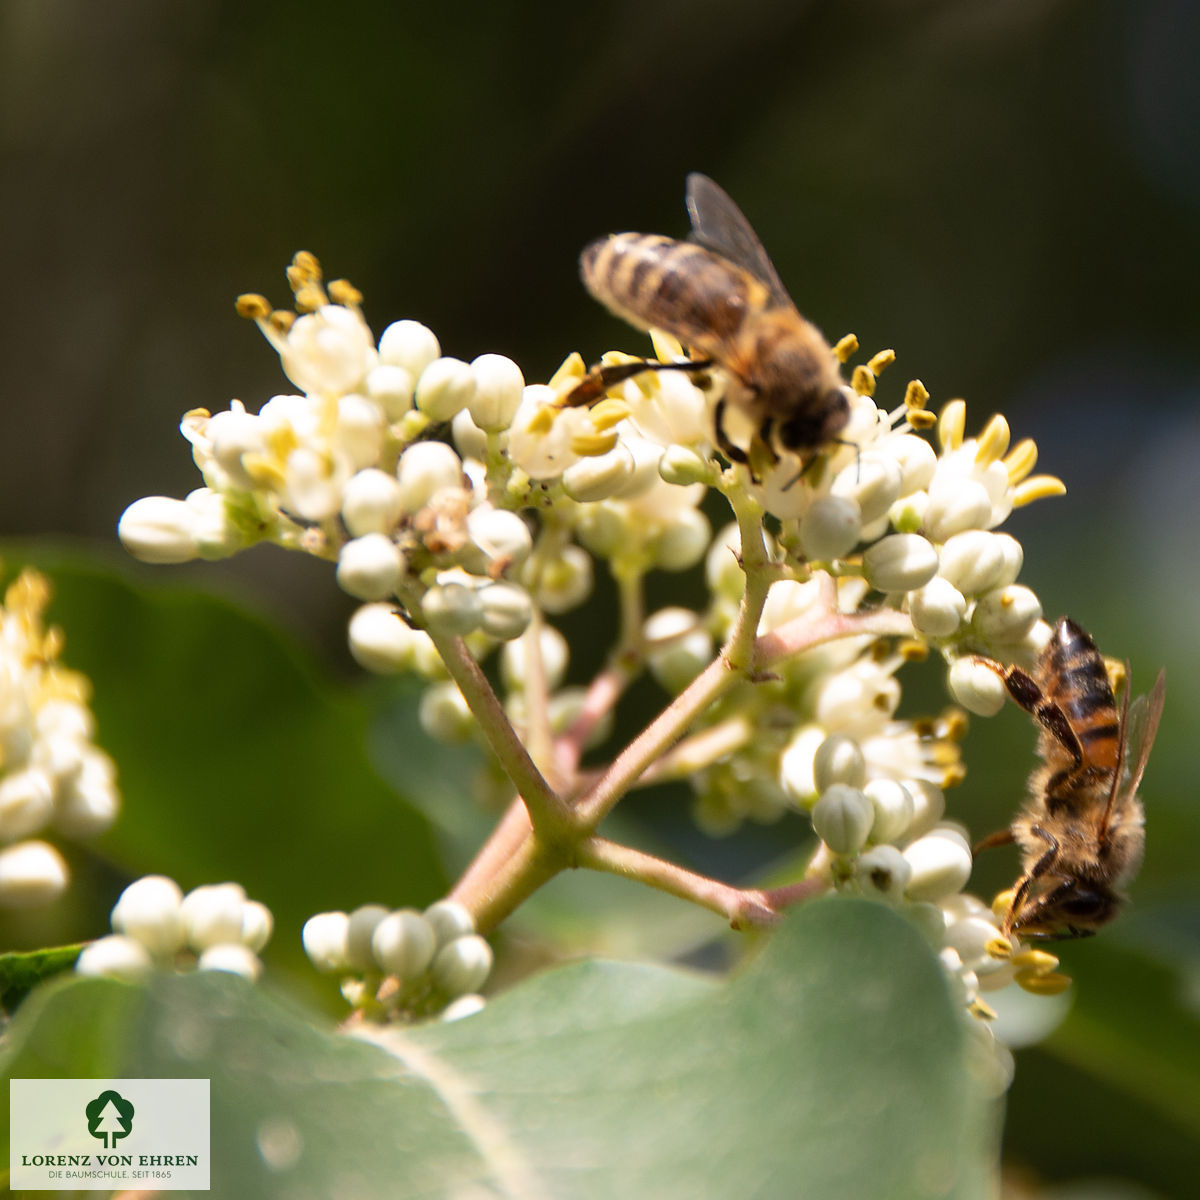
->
[85,1090,135,1149]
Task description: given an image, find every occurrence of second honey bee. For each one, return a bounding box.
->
[571,173,849,468]
[976,616,1165,940]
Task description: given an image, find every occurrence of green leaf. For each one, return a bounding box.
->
[0,945,83,1011]
[0,545,446,978]
[0,898,998,1198]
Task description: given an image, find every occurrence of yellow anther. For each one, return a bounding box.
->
[571,430,621,457]
[941,762,967,789]
[974,414,1011,466]
[904,379,930,411]
[289,250,322,283]
[548,352,586,391]
[985,936,1014,961]
[1012,475,1067,507]
[235,293,272,320]
[940,708,969,741]
[834,333,859,363]
[1002,437,1038,483]
[912,716,936,737]
[1015,969,1072,996]
[267,310,295,336]
[900,638,929,662]
[850,365,876,396]
[1105,658,1127,695]
[328,279,363,307]
[908,409,937,431]
[868,348,896,375]
[650,328,686,362]
[1011,948,1060,975]
[991,888,1017,919]
[968,998,998,1021]
[527,404,558,436]
[292,285,325,314]
[588,398,631,431]
[242,453,287,492]
[937,400,966,452]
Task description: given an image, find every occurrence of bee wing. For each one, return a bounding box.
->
[1120,669,1166,797]
[685,173,793,308]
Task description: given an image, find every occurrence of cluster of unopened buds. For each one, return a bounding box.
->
[76,875,273,982]
[0,567,119,909]
[117,252,1074,1056]
[303,899,492,1022]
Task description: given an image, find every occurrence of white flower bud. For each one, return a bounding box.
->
[972,585,1042,643]
[882,433,937,495]
[478,583,534,641]
[906,780,947,839]
[0,840,68,907]
[397,442,463,514]
[908,577,968,638]
[337,393,386,468]
[185,488,245,560]
[468,354,525,431]
[562,444,636,502]
[451,408,488,460]
[938,531,1024,596]
[864,778,915,844]
[182,883,248,951]
[344,904,390,972]
[379,319,440,379]
[342,468,404,536]
[528,544,593,614]
[811,784,873,855]
[651,507,711,571]
[888,491,928,534]
[815,662,901,731]
[862,534,938,593]
[423,899,476,947]
[442,994,487,1021]
[76,934,153,981]
[416,357,476,422]
[241,901,274,952]
[198,943,262,981]
[948,658,1007,717]
[832,453,903,527]
[465,507,533,567]
[644,607,712,693]
[855,844,912,899]
[336,534,406,601]
[903,828,973,901]
[778,725,826,809]
[118,497,199,564]
[418,681,476,743]
[574,504,626,559]
[111,875,185,957]
[943,913,1005,970]
[284,447,346,522]
[658,445,712,486]
[612,437,665,499]
[500,624,569,693]
[349,604,429,674]
[371,909,437,977]
[302,911,350,973]
[365,363,415,421]
[799,496,862,561]
[923,479,994,542]
[430,933,493,997]
[282,305,374,395]
[55,755,120,839]
[422,582,482,636]
[812,734,866,792]
[207,408,265,490]
[0,767,54,840]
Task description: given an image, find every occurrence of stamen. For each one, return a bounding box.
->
[1012,475,1067,507]
[328,279,363,307]
[904,379,930,411]
[570,431,621,457]
[868,348,896,375]
[235,293,272,320]
[834,333,859,363]
[984,936,1013,960]
[851,365,876,396]
[1002,438,1038,483]
[588,398,632,431]
[938,400,966,452]
[548,352,586,391]
[1015,970,1072,996]
[974,414,1011,466]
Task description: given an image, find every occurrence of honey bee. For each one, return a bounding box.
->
[569,173,849,467]
[976,616,1165,940]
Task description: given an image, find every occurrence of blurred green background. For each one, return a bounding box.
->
[2,0,1198,1195]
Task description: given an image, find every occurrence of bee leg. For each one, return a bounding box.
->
[1002,824,1060,936]
[561,359,714,409]
[713,397,750,465]
[972,827,1016,855]
[1002,668,1086,793]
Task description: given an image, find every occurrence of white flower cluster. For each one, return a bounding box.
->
[76,876,273,982]
[0,569,119,910]
[303,899,491,1022]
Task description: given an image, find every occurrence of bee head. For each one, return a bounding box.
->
[776,386,850,454]
[1014,881,1121,940]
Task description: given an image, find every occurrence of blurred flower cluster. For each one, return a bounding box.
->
[118,253,1073,1051]
[77,875,273,982]
[0,568,119,909]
